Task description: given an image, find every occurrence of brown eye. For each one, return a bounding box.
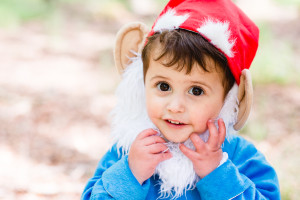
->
[188,87,203,96]
[157,82,171,91]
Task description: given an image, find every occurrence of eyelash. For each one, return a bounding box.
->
[155,81,204,96]
[156,81,171,92]
[188,86,204,96]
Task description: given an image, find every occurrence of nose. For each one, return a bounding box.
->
[166,95,185,113]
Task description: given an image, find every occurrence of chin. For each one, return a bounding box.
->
[162,133,190,143]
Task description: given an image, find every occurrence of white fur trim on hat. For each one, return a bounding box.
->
[153,8,189,33]
[197,19,236,57]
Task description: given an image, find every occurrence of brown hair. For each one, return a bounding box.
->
[141,29,235,96]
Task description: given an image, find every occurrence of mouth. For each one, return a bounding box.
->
[165,119,186,126]
[160,119,191,142]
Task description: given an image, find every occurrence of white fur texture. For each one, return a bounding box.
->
[154,133,207,199]
[197,19,236,57]
[153,8,189,33]
[218,83,239,138]
[110,54,239,198]
[110,55,156,156]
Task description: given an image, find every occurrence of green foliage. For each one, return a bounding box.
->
[240,120,269,142]
[0,0,131,28]
[154,0,169,7]
[273,0,300,6]
[251,23,299,86]
[0,0,54,27]
[281,188,292,200]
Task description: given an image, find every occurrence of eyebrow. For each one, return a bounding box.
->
[150,75,170,82]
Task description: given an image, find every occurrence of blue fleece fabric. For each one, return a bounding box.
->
[81,135,280,200]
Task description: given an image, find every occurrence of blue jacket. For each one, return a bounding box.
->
[81,135,280,199]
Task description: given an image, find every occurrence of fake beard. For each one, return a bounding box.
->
[154,132,208,199]
[110,55,239,199]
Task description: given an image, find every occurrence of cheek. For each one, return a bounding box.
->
[145,93,162,119]
[146,99,155,118]
[189,110,207,129]
[189,103,221,128]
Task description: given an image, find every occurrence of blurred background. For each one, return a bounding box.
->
[0,0,299,199]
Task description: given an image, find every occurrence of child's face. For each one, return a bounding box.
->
[145,56,225,143]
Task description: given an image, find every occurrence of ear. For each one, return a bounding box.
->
[114,22,149,74]
[234,69,253,131]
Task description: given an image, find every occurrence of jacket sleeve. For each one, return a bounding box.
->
[196,135,280,200]
[81,145,150,200]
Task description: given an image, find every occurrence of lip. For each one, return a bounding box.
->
[164,119,187,129]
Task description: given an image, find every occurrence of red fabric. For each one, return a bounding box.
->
[147,0,259,84]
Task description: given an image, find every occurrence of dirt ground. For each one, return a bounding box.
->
[0,3,299,200]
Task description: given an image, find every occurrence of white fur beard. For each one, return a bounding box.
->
[110,55,239,198]
[154,131,209,199]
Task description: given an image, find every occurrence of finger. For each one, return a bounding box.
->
[154,152,172,164]
[207,119,219,148]
[190,133,205,152]
[217,118,226,147]
[143,135,166,146]
[148,143,169,154]
[137,129,158,140]
[179,143,199,161]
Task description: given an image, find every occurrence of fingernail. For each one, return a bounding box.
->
[152,128,159,133]
[162,148,169,153]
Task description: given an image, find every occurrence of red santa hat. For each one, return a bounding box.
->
[147,0,259,84]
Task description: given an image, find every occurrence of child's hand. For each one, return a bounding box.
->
[179,118,226,178]
[128,129,172,185]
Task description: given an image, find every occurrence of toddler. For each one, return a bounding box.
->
[81,0,280,199]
